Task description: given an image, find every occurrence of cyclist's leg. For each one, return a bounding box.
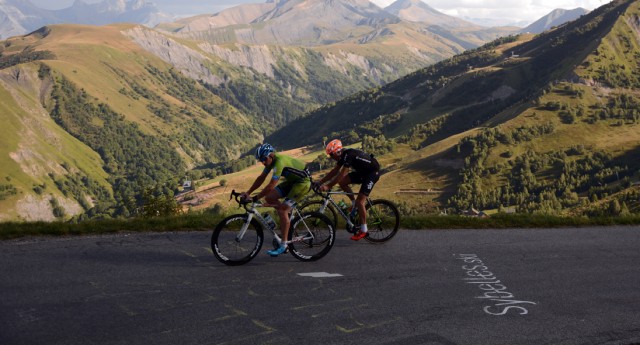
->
[266,185,288,255]
[267,180,309,249]
[337,174,355,203]
[344,171,365,215]
[281,179,310,241]
[355,193,368,225]
[353,171,380,239]
[287,179,310,212]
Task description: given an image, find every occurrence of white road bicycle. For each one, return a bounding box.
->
[211,190,335,266]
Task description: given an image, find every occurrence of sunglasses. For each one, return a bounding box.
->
[260,155,270,162]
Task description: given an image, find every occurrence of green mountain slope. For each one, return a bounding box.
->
[0,1,518,222]
[0,18,452,221]
[0,62,110,221]
[267,0,640,216]
[0,24,264,221]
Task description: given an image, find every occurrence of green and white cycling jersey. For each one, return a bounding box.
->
[263,153,310,200]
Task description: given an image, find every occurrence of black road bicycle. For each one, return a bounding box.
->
[298,186,400,243]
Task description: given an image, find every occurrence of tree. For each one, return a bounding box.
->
[608,199,621,216]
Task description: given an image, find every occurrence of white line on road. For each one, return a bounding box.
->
[297,272,343,278]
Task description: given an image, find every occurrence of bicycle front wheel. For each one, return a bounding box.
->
[364,199,400,243]
[288,212,335,262]
[211,214,264,266]
[298,199,339,227]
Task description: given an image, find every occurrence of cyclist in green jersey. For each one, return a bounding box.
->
[241,143,311,256]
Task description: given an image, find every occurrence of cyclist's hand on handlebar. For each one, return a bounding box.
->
[240,192,253,203]
[242,193,260,203]
[319,185,330,192]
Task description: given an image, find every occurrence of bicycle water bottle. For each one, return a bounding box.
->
[263,213,276,230]
[337,200,348,212]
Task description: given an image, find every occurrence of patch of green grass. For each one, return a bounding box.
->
[402,213,640,229]
[2,213,639,241]
[0,212,225,240]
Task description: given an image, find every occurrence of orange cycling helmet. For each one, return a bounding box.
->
[325,139,343,156]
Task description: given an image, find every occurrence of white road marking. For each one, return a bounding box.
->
[298,272,343,278]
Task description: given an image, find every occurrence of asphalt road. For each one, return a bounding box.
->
[1,226,640,345]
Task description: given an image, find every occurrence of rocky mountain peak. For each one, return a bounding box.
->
[520,7,589,33]
[387,0,428,10]
[256,0,396,23]
[169,0,402,46]
[385,0,476,28]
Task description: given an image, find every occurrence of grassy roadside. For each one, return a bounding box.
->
[401,213,640,229]
[1,213,639,241]
[0,213,225,240]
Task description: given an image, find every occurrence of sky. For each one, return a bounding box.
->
[28,0,614,26]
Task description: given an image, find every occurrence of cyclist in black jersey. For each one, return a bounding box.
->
[316,139,380,241]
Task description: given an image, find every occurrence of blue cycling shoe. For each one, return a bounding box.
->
[267,245,287,257]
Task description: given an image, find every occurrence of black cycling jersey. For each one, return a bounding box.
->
[337,148,379,173]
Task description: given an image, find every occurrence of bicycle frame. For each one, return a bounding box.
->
[299,182,400,244]
[235,198,314,245]
[236,204,278,243]
[313,190,374,228]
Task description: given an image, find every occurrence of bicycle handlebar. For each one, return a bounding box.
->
[229,190,261,209]
[311,181,335,200]
[229,190,286,210]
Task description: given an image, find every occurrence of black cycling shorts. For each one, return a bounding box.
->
[348,170,379,196]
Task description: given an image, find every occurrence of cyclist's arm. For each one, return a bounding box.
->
[319,164,341,185]
[255,177,278,200]
[325,166,349,189]
[246,171,269,195]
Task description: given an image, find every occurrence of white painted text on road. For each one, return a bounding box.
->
[456,253,537,316]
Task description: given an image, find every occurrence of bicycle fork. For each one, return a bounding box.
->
[236,213,254,242]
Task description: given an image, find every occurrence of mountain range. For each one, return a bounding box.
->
[0,0,172,39]
[1,0,634,221]
[157,0,516,50]
[3,0,588,40]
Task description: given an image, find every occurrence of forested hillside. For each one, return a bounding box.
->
[0,25,262,220]
[267,0,640,216]
[0,1,517,222]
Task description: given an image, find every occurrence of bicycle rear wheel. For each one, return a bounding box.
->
[211,214,264,266]
[363,199,400,243]
[288,212,335,262]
